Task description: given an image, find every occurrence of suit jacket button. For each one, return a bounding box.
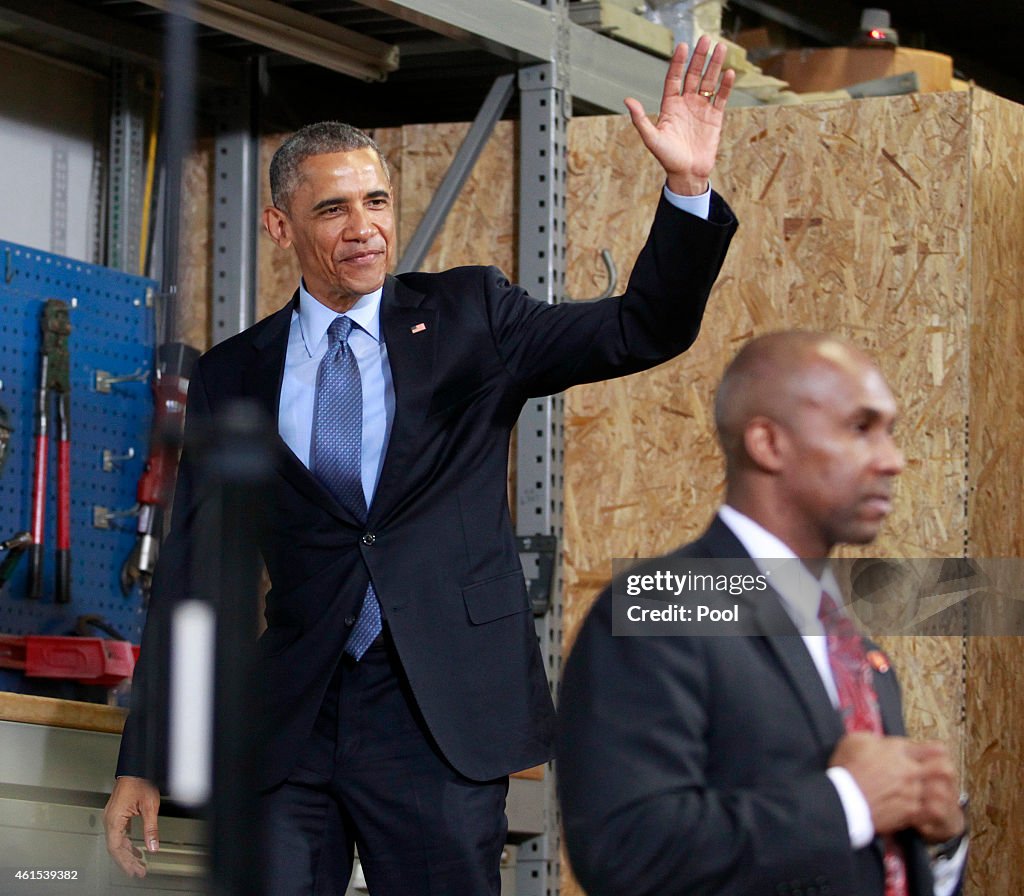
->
[361,533,375,546]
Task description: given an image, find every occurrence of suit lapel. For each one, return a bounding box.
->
[245,297,293,421]
[367,275,436,524]
[699,517,846,750]
[868,641,906,736]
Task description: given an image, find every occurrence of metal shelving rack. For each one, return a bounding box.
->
[0,2,713,892]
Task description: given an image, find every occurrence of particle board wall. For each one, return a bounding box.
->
[963,89,1024,892]
[966,89,1024,558]
[561,92,974,637]
[179,140,214,350]
[560,89,1020,896]
[395,121,517,277]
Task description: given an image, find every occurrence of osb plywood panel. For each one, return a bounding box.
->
[397,121,516,278]
[964,88,1024,896]
[966,89,1024,557]
[561,95,977,896]
[965,637,1021,895]
[178,140,214,350]
[562,93,972,655]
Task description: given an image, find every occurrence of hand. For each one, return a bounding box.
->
[906,741,966,843]
[624,36,736,196]
[829,732,923,835]
[103,775,161,878]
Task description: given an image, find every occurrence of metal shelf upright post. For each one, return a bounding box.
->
[515,1,571,891]
[210,68,260,345]
[107,60,147,276]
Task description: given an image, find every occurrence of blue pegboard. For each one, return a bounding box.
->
[0,240,155,656]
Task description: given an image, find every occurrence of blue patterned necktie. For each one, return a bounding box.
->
[311,316,382,660]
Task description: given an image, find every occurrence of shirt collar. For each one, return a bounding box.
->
[297,279,384,356]
[717,504,840,634]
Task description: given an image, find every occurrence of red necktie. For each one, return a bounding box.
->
[818,591,908,896]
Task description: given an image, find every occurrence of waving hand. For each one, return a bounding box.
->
[625,36,735,196]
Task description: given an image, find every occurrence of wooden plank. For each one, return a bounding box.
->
[0,692,126,734]
[569,1,674,59]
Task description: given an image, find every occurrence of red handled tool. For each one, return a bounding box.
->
[120,342,199,603]
[28,299,72,603]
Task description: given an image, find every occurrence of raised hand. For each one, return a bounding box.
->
[625,36,735,196]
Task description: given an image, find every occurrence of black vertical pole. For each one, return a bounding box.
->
[164,401,272,895]
[161,3,196,344]
[196,402,272,896]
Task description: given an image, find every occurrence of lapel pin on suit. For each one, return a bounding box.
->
[866,649,890,673]
[410,322,427,334]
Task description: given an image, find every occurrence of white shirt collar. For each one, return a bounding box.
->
[297,279,383,356]
[717,504,840,635]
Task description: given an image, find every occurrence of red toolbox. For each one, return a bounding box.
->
[0,635,139,686]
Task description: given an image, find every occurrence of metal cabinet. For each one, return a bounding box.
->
[0,719,206,895]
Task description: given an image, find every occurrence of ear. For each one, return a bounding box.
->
[263,206,293,250]
[743,416,786,473]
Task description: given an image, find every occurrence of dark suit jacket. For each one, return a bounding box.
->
[558,517,935,896]
[118,194,737,791]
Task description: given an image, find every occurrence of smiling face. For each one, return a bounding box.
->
[263,147,394,312]
[772,346,905,556]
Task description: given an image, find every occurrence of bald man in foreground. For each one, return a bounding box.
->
[558,332,967,896]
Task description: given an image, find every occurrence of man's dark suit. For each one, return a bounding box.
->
[117,194,737,793]
[558,516,935,896]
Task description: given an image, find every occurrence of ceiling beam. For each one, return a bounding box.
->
[133,0,399,82]
[0,0,241,84]
[351,0,761,111]
[351,0,665,111]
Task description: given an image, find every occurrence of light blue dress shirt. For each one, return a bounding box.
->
[279,282,394,508]
[277,183,712,505]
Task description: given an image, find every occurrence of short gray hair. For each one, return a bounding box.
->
[269,121,390,210]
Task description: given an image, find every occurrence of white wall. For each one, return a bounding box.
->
[0,43,105,262]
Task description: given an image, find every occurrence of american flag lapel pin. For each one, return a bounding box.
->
[410,322,427,334]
